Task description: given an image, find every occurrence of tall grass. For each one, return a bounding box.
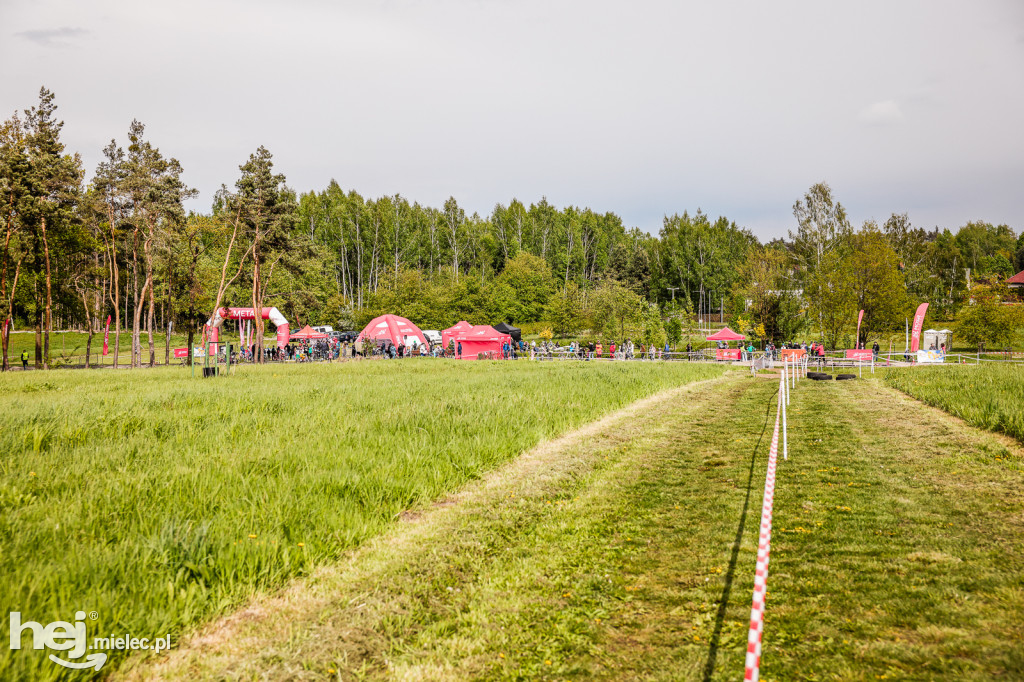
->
[0,359,725,679]
[883,364,1024,444]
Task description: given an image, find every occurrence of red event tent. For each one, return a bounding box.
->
[357,314,428,348]
[441,320,474,349]
[447,324,510,360]
[706,327,745,361]
[705,327,746,342]
[290,325,328,340]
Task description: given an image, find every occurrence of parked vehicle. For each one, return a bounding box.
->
[312,325,334,335]
[422,330,442,345]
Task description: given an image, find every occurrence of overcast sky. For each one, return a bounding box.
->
[2,0,1022,240]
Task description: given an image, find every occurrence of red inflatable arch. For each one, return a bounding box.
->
[206,307,291,349]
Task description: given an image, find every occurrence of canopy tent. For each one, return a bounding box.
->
[441,321,474,349]
[357,314,428,349]
[705,327,746,342]
[290,325,328,340]
[447,325,511,360]
[492,322,521,342]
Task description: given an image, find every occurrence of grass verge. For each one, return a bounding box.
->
[883,364,1024,444]
[0,360,726,680]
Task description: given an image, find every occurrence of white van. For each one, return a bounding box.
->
[422,330,442,345]
[312,325,334,334]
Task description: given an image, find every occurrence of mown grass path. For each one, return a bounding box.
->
[130,372,1024,681]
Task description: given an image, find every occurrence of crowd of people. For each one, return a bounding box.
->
[224,334,904,366]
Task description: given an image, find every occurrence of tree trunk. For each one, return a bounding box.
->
[1,256,24,372]
[81,289,93,369]
[105,223,121,369]
[34,292,41,369]
[355,215,363,308]
[252,242,263,363]
[41,215,53,369]
[147,272,155,367]
[131,276,148,369]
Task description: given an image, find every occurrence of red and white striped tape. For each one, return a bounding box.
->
[744,375,783,682]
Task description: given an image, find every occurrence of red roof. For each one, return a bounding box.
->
[706,327,746,341]
[1007,269,1024,285]
[357,314,428,347]
[290,325,328,339]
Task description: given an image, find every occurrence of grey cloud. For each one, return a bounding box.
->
[15,26,89,46]
[0,0,1021,241]
[859,100,904,126]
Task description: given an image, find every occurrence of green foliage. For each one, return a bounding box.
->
[495,253,554,322]
[588,280,647,341]
[846,223,910,344]
[806,250,855,349]
[545,282,586,336]
[665,316,682,347]
[4,92,1024,371]
[790,182,851,275]
[640,302,666,346]
[734,246,806,344]
[658,210,756,314]
[955,284,1024,351]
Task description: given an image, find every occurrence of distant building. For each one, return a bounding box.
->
[1008,269,1024,290]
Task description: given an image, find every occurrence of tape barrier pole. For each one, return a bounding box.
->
[785,358,790,407]
[782,365,788,461]
[744,373,784,682]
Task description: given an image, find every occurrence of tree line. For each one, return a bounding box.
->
[2,88,1022,370]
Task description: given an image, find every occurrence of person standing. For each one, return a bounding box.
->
[872,341,880,361]
[457,341,462,359]
[21,349,29,370]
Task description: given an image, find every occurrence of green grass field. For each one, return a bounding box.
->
[0,360,725,680]
[883,365,1024,444]
[4,330,194,368]
[134,371,1024,681]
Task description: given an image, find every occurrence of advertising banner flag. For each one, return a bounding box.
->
[102,315,111,355]
[856,309,864,344]
[910,303,929,353]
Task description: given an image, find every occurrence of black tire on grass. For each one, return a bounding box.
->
[836,373,856,380]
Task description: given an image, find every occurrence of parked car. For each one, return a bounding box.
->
[338,331,359,342]
[422,330,442,345]
[312,325,334,335]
